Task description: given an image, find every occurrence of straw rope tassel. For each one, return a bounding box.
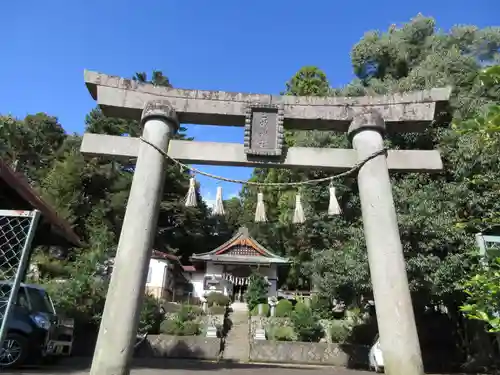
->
[254,192,267,223]
[213,186,225,216]
[293,193,306,224]
[328,186,342,216]
[185,177,198,207]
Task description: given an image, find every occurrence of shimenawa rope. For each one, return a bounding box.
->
[139,136,388,222]
[138,136,387,187]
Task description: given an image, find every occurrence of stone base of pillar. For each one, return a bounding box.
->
[254,328,266,340]
[206,325,218,338]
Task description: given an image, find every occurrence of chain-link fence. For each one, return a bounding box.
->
[0,210,40,348]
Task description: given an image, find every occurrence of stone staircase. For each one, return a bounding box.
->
[222,309,250,362]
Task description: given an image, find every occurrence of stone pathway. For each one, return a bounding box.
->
[222,311,251,362]
[3,360,374,375]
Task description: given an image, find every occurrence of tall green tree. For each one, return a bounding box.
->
[458,65,500,332]
[239,16,500,310]
[80,71,213,261]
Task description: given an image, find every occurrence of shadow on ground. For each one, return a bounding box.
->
[15,358,336,374]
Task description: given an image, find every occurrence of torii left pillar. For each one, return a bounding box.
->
[90,100,178,375]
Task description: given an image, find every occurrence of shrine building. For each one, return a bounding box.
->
[185,227,289,303]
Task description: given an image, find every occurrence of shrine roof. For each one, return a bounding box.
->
[191,227,289,264]
[0,160,81,247]
[151,250,179,262]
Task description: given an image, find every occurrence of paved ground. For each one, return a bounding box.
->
[3,358,372,375]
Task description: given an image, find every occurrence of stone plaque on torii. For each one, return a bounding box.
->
[81,70,450,375]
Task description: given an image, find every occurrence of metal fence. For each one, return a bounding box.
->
[0,210,40,348]
[476,232,500,265]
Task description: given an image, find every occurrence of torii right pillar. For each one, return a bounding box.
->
[349,110,423,375]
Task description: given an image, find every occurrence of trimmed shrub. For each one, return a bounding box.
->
[187,305,204,316]
[245,273,268,311]
[292,304,323,342]
[160,319,181,335]
[161,302,203,314]
[269,326,295,341]
[159,319,201,336]
[209,305,227,315]
[250,303,270,316]
[329,321,350,343]
[206,292,230,307]
[310,295,334,320]
[181,321,201,336]
[294,301,309,314]
[275,299,294,317]
[177,305,196,322]
[139,294,163,334]
[161,302,182,313]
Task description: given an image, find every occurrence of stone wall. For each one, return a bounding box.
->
[249,340,369,367]
[136,334,221,360]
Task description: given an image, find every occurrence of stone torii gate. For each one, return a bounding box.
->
[81,70,450,375]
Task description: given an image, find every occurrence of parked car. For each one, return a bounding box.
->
[0,281,74,369]
[368,334,384,372]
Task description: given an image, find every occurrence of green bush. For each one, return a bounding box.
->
[275,299,294,317]
[206,292,230,307]
[139,294,164,334]
[269,326,295,341]
[294,301,309,314]
[159,319,201,336]
[43,261,108,325]
[161,302,203,315]
[250,303,270,316]
[186,304,203,316]
[310,295,334,320]
[329,321,350,343]
[209,305,227,315]
[181,321,201,336]
[245,273,268,311]
[292,304,323,342]
[161,302,182,313]
[160,319,181,335]
[177,304,203,322]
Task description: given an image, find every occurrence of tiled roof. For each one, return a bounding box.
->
[191,227,289,264]
[151,250,179,261]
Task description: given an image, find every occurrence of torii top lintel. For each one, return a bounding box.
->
[84,70,451,133]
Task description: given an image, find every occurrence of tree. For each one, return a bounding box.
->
[461,257,500,333]
[1,71,220,328]
[245,273,269,311]
[239,66,335,291]
[237,16,500,367]
[458,65,500,332]
[0,113,65,182]
[80,72,214,262]
[239,17,500,320]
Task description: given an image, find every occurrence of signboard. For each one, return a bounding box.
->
[244,103,284,157]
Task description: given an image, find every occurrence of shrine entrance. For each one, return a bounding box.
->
[225,265,249,302]
[190,227,288,302]
[81,70,450,375]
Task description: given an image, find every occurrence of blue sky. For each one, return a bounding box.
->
[0,0,497,207]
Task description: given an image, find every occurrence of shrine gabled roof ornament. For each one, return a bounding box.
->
[191,227,289,264]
